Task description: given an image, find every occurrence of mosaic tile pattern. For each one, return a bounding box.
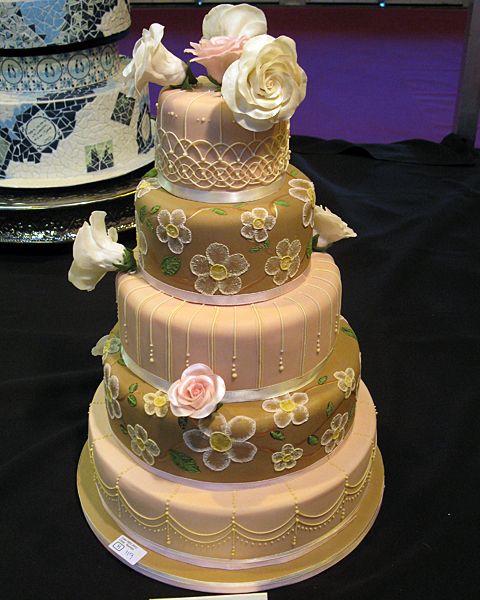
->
[136,100,154,155]
[86,140,114,172]
[0,0,131,50]
[111,92,135,126]
[0,44,120,94]
[0,81,153,185]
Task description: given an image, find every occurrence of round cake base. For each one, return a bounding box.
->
[77,429,384,592]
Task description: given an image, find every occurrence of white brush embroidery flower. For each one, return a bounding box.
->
[127,424,160,465]
[190,242,249,296]
[143,390,169,418]
[136,177,160,199]
[93,334,122,363]
[103,363,122,420]
[262,392,309,429]
[183,413,257,472]
[240,207,276,242]
[334,368,356,398]
[156,209,192,255]
[313,206,356,250]
[356,353,362,396]
[137,230,148,270]
[265,238,302,285]
[321,412,349,454]
[272,443,303,472]
[91,334,109,358]
[288,179,315,228]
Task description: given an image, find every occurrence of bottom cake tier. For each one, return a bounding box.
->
[85,380,380,572]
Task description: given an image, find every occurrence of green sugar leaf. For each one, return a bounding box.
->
[143,166,158,179]
[128,383,138,393]
[138,205,147,223]
[262,239,270,249]
[145,218,154,232]
[249,246,260,253]
[127,393,137,407]
[169,449,200,473]
[341,326,358,341]
[270,430,286,441]
[274,199,289,207]
[212,208,227,215]
[177,417,189,431]
[306,237,313,258]
[307,435,319,446]
[150,204,160,214]
[161,255,181,276]
[119,424,128,435]
[318,375,328,385]
[116,357,126,367]
[114,248,137,273]
[326,401,334,417]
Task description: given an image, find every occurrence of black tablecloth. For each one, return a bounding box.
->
[2,135,479,599]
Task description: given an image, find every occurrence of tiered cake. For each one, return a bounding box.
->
[0,0,154,188]
[73,5,383,590]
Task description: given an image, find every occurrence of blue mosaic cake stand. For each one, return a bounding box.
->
[0,162,152,243]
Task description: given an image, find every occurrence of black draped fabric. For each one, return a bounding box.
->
[1,135,479,599]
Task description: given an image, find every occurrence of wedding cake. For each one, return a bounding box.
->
[72,5,383,590]
[0,0,154,188]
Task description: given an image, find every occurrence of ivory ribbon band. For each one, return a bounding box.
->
[139,264,311,306]
[120,344,332,403]
[158,172,286,204]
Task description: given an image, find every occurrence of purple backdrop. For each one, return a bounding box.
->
[120,6,472,144]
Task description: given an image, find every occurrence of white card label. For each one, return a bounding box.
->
[108,535,147,565]
[150,594,267,600]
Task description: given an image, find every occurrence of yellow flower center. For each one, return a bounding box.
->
[332,429,341,441]
[209,263,228,281]
[253,217,265,230]
[279,398,296,413]
[307,186,316,208]
[136,437,146,451]
[153,393,167,408]
[280,256,292,271]
[165,223,179,238]
[282,451,293,463]
[209,432,232,453]
[344,375,353,388]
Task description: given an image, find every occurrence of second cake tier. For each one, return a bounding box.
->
[134,165,316,302]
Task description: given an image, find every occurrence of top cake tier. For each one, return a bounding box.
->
[0,0,131,51]
[155,88,290,201]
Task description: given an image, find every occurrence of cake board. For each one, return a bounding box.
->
[0,163,153,244]
[77,392,384,593]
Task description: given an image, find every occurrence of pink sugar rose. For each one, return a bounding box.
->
[168,363,226,418]
[185,35,248,83]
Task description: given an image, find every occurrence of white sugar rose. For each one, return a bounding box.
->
[123,23,187,95]
[314,206,357,249]
[202,3,267,40]
[168,364,226,419]
[222,34,307,132]
[68,211,126,291]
